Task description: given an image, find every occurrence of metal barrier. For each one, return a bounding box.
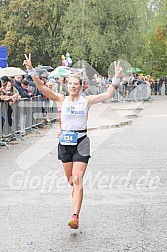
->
[0,102,10,148]
[88,86,98,95]
[0,96,58,145]
[83,83,151,102]
[0,85,151,147]
[109,84,151,102]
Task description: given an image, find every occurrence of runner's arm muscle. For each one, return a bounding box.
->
[86,84,117,105]
[32,76,64,102]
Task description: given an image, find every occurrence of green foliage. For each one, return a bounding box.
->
[0,0,166,77]
[143,1,167,77]
[60,0,146,75]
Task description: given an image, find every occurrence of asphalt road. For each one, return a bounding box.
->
[0,96,167,252]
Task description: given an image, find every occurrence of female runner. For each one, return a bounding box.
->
[23,54,122,229]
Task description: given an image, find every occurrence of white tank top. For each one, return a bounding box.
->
[61,96,88,138]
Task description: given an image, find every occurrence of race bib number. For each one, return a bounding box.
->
[59,131,78,145]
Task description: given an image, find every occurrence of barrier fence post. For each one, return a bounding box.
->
[2,102,11,137]
[26,97,33,130]
[0,102,2,137]
[12,101,24,140]
[0,102,10,148]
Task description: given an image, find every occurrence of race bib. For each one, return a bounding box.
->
[59,131,78,145]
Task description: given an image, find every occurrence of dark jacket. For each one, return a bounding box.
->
[26,75,43,96]
[14,79,30,98]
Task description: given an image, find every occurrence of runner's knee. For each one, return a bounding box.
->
[72,175,83,187]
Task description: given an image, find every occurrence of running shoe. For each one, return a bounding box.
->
[68,214,79,229]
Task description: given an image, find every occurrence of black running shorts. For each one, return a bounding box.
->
[58,135,91,164]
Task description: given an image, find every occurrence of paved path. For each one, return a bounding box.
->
[0,97,167,252]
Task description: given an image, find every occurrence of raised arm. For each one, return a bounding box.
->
[86,61,122,105]
[23,54,64,102]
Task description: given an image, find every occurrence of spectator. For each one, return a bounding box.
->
[14,75,32,98]
[18,79,32,136]
[22,79,38,97]
[1,76,10,93]
[1,75,9,84]
[46,81,58,93]
[91,74,98,86]
[45,81,58,112]
[0,76,20,129]
[157,77,164,95]
[57,76,68,95]
[21,80,32,97]
[26,75,44,96]
[0,81,5,130]
[14,75,23,88]
[38,76,47,97]
[5,80,20,104]
[164,76,167,95]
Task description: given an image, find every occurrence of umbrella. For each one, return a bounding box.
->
[37,65,54,72]
[48,66,73,79]
[0,67,26,78]
[35,68,49,77]
[70,67,83,75]
[126,68,142,73]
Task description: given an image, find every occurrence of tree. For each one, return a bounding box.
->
[0,0,166,77]
[0,0,70,67]
[60,0,147,75]
[144,1,167,76]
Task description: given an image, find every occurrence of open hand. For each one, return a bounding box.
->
[23,53,33,70]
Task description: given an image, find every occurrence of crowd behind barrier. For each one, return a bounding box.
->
[87,84,151,100]
[0,96,58,145]
[0,69,167,147]
[87,74,167,100]
[101,83,151,102]
[0,84,151,146]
